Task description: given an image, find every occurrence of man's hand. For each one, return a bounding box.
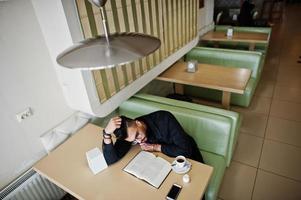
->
[140,143,161,152]
[105,117,122,134]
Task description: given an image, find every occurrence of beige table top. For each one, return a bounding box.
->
[157,61,252,94]
[33,123,213,200]
[201,30,269,44]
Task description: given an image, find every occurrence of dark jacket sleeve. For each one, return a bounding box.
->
[159,112,197,159]
[102,139,132,165]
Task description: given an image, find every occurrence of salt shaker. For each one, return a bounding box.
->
[183,174,190,183]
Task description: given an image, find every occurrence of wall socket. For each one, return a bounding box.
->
[16,107,33,122]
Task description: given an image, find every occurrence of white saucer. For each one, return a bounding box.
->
[171,160,191,174]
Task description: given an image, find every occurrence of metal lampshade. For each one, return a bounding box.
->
[57,0,161,70]
[57,33,161,70]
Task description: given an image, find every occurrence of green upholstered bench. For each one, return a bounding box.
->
[201,25,272,54]
[200,26,271,73]
[118,93,241,200]
[185,47,263,107]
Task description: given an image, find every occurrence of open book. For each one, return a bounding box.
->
[123,151,171,188]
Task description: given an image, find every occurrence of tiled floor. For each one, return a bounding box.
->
[218,5,301,200]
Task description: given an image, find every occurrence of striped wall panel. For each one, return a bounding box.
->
[76,0,198,103]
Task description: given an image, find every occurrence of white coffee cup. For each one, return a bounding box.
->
[175,155,186,168]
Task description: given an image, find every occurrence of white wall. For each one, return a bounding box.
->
[0,0,74,189]
[198,0,215,35]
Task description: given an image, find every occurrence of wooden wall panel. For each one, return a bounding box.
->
[76,0,197,103]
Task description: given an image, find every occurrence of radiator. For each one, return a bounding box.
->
[0,169,66,200]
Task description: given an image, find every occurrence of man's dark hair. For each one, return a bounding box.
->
[113,116,135,140]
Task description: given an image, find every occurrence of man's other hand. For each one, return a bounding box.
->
[105,117,122,134]
[140,143,161,152]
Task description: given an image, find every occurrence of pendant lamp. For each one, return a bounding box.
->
[57,0,161,70]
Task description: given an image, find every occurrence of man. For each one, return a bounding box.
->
[238,0,255,26]
[102,110,204,165]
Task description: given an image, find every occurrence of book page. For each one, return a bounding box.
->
[123,151,155,178]
[123,151,171,188]
[141,157,171,188]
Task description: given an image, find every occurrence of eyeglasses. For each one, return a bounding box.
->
[134,130,143,142]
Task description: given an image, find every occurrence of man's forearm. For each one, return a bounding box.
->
[161,144,192,158]
[102,142,120,165]
[103,139,132,165]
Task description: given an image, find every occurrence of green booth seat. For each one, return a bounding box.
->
[201,25,272,54]
[200,26,271,73]
[118,93,241,200]
[185,47,263,107]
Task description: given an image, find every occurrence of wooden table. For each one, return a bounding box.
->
[201,30,269,50]
[157,62,252,109]
[33,124,213,200]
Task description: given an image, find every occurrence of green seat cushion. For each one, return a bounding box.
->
[202,151,227,200]
[201,25,272,54]
[185,47,262,78]
[185,47,262,107]
[215,25,272,35]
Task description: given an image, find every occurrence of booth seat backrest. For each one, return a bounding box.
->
[185,47,262,78]
[119,96,232,157]
[215,25,272,35]
[134,93,240,127]
[214,25,272,51]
